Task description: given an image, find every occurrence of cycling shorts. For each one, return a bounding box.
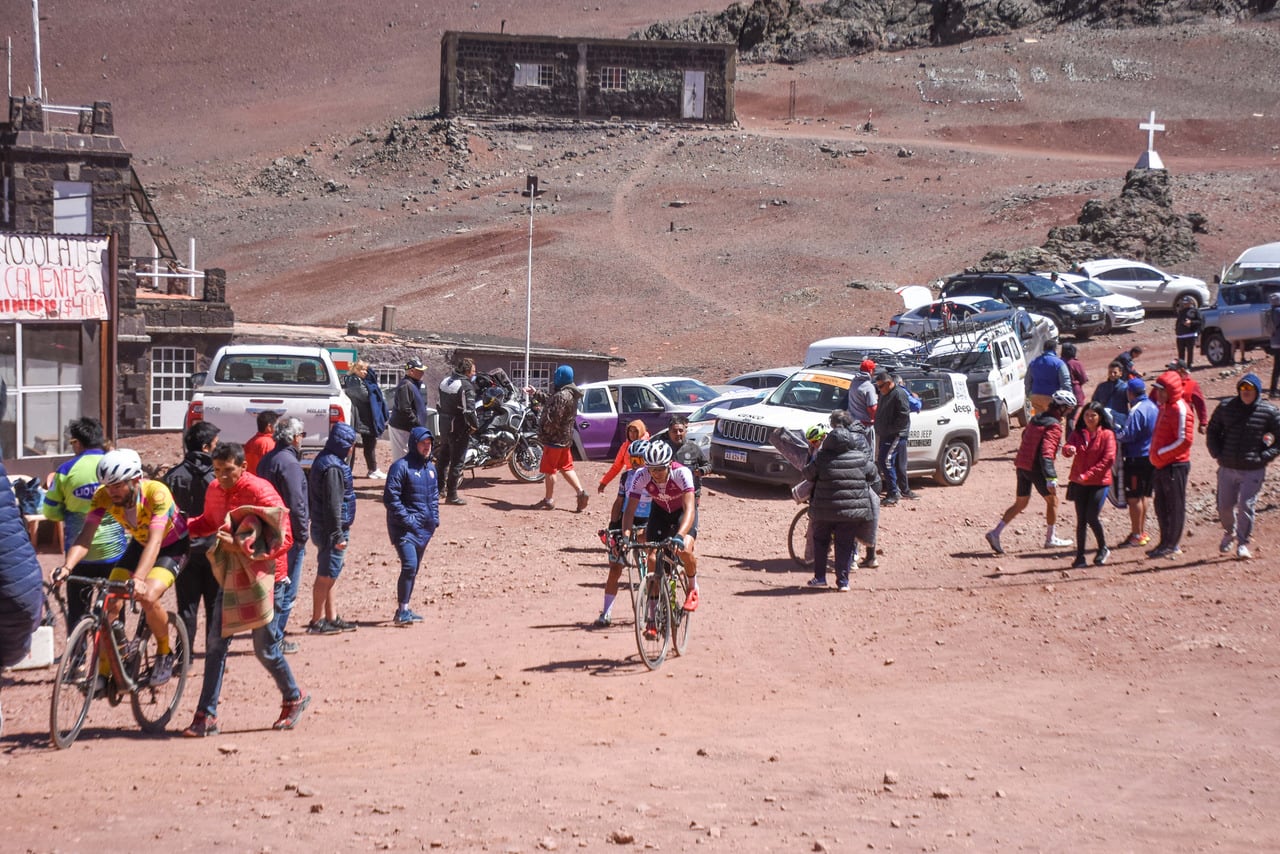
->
[644,503,698,543]
[108,565,176,590]
[115,535,189,581]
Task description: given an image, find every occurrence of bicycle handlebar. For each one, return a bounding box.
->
[59,574,137,597]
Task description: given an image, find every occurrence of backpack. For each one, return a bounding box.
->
[12,476,45,515]
[906,388,923,414]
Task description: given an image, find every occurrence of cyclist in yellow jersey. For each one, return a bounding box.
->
[54,449,190,686]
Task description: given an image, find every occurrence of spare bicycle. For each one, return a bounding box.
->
[49,575,190,749]
[625,538,694,670]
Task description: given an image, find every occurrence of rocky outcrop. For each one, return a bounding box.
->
[980,169,1208,270]
[638,0,1274,63]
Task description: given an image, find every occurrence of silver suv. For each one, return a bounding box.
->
[1199,277,1280,365]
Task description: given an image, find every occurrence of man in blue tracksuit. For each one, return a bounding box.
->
[383,426,440,626]
[258,417,310,652]
[1114,378,1159,547]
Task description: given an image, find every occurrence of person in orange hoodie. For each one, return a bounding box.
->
[596,419,649,494]
[1147,370,1195,558]
[1167,359,1208,434]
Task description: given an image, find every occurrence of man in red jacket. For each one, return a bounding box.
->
[1168,359,1208,435]
[181,442,311,737]
[1147,370,1196,558]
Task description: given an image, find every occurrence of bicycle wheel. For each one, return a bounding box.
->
[788,506,814,569]
[50,618,98,749]
[131,611,190,733]
[670,561,694,657]
[634,564,671,670]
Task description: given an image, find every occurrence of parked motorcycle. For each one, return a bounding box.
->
[459,371,544,483]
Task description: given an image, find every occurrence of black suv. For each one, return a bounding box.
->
[940,272,1107,338]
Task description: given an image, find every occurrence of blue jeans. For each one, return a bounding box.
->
[196,585,301,717]
[393,531,434,606]
[271,541,306,637]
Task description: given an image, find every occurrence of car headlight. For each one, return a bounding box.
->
[1061,303,1083,314]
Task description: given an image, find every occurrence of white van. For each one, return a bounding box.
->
[1221,241,1280,286]
[804,335,922,366]
[919,319,1028,439]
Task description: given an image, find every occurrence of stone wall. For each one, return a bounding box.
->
[441,32,735,124]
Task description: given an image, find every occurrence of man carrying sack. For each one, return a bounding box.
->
[180,442,311,738]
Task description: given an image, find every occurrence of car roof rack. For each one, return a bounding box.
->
[914,314,1019,348]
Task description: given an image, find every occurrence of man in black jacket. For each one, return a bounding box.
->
[163,421,221,653]
[437,357,478,505]
[872,369,914,505]
[388,357,428,465]
[1206,372,1280,560]
[258,417,310,652]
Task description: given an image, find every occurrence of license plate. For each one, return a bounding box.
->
[723,449,748,463]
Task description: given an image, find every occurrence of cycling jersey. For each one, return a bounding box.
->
[627,461,695,514]
[87,479,188,547]
[618,468,653,520]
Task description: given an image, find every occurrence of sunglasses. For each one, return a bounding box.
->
[646,465,670,473]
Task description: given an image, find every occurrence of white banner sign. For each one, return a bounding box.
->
[0,233,110,321]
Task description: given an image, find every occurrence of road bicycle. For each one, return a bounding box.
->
[788,503,814,569]
[625,538,693,670]
[49,575,190,749]
[40,579,69,645]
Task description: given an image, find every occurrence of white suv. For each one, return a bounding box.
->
[1073,259,1210,311]
[711,362,981,487]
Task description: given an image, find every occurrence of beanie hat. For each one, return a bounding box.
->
[553,365,574,388]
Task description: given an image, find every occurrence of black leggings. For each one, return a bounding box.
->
[1072,483,1108,556]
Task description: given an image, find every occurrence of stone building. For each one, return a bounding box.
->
[1,96,232,475]
[440,31,736,124]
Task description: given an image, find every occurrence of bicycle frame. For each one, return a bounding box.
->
[623,539,691,669]
[72,577,146,696]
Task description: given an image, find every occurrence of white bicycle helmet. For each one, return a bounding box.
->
[97,448,144,484]
[628,438,651,459]
[1050,390,1078,409]
[643,442,674,467]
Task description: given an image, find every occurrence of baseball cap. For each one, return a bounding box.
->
[860,359,876,374]
[405,356,425,371]
[872,367,891,383]
[1167,359,1189,372]
[1126,378,1146,395]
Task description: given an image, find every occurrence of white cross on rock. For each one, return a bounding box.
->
[1135,110,1166,170]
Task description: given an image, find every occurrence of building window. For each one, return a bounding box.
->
[0,323,82,457]
[151,346,197,429]
[600,67,629,91]
[514,63,553,88]
[53,181,93,234]
[509,360,553,394]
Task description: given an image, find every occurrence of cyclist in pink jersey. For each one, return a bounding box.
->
[621,442,699,612]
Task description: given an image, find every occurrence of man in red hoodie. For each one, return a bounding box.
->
[1147,370,1196,558]
[1167,359,1208,435]
[180,441,311,737]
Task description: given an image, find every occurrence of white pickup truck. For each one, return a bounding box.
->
[185,345,354,457]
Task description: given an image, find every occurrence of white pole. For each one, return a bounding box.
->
[151,243,158,291]
[524,190,533,401]
[32,0,42,102]
[189,237,197,297]
[7,37,11,99]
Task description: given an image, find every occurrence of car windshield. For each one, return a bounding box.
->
[1223,264,1280,286]
[690,395,750,422]
[766,373,849,413]
[653,379,718,405]
[1019,274,1066,297]
[1071,278,1110,298]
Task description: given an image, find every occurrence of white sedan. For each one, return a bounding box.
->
[1051,273,1145,332]
[1073,259,1211,311]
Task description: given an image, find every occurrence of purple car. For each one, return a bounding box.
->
[574,376,719,460]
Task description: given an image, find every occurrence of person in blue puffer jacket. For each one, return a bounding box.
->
[306,421,358,634]
[0,383,45,735]
[383,426,440,626]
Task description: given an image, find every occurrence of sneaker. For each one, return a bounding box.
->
[1166,547,1184,558]
[150,653,175,687]
[1126,532,1151,547]
[1146,546,1170,558]
[1220,533,1234,554]
[985,530,1004,555]
[1237,544,1252,560]
[643,623,658,641]
[881,496,899,507]
[533,498,555,511]
[404,609,425,623]
[281,640,300,655]
[306,619,340,635]
[273,693,312,731]
[576,491,590,513]
[368,470,387,480]
[837,583,850,592]
[1045,535,1073,549]
[806,577,829,588]
[594,612,612,628]
[1094,547,1111,566]
[393,609,413,627]
[860,557,879,569]
[330,616,358,632]
[446,495,467,505]
[1070,556,1088,569]
[902,491,920,500]
[183,712,220,738]
[682,587,700,612]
